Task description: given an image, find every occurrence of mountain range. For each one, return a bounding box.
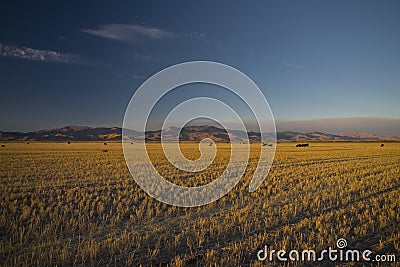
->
[0,125,399,142]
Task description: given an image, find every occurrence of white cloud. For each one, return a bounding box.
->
[0,43,85,64]
[81,24,174,43]
[81,23,206,43]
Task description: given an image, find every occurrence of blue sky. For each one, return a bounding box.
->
[1,1,399,134]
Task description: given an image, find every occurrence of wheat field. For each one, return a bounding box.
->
[0,142,399,266]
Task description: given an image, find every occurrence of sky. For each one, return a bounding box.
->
[0,1,399,135]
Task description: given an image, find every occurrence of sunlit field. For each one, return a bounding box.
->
[1,142,399,266]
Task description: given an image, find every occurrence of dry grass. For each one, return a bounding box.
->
[0,142,399,266]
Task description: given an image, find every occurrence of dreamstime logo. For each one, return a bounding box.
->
[257,238,398,263]
[122,61,276,207]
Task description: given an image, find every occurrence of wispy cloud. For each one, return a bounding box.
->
[81,24,174,43]
[0,43,87,65]
[133,53,152,61]
[282,61,305,70]
[80,23,205,43]
[130,74,145,80]
[114,72,146,80]
[180,32,206,40]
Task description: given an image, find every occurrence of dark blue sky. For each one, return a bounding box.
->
[1,1,399,134]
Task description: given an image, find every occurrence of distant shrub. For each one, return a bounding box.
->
[296,143,309,147]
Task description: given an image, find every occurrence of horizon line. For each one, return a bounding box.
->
[1,122,400,137]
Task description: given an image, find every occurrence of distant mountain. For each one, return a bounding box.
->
[0,126,126,141]
[142,125,263,142]
[276,131,388,141]
[1,125,399,142]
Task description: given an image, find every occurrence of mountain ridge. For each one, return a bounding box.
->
[1,125,399,142]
